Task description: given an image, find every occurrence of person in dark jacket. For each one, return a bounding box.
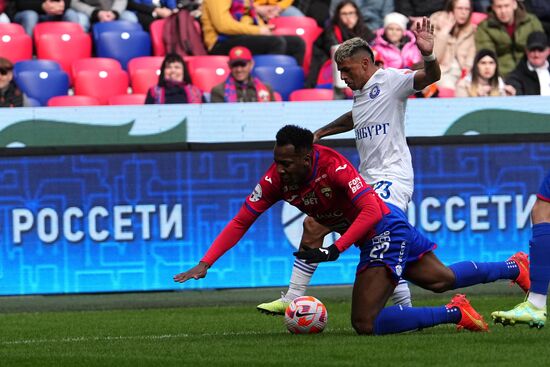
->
[127,0,177,30]
[0,57,27,108]
[506,31,550,95]
[145,53,204,104]
[10,0,80,35]
[394,0,446,20]
[525,0,550,39]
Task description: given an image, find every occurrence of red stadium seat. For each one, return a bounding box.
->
[470,12,488,26]
[273,91,282,101]
[72,57,122,80]
[74,69,129,105]
[127,56,163,78]
[36,32,92,78]
[150,18,167,56]
[47,95,101,106]
[0,23,26,35]
[189,67,229,93]
[34,21,85,54]
[185,55,229,72]
[269,16,322,74]
[108,94,146,105]
[130,69,159,94]
[437,87,455,98]
[289,88,334,101]
[0,34,32,63]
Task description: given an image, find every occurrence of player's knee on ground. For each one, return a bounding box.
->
[300,216,329,249]
[351,317,375,335]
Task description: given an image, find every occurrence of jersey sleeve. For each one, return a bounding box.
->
[387,68,418,99]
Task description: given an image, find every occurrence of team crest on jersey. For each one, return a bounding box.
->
[249,184,262,202]
[321,187,332,198]
[369,84,380,99]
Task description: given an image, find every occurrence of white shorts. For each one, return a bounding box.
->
[370,179,412,212]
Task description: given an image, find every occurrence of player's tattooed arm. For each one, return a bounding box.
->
[313,111,353,143]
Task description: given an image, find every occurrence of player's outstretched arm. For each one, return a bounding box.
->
[313,111,353,143]
[174,261,210,283]
[412,17,441,90]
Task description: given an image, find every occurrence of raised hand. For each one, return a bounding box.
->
[413,17,435,56]
[173,261,210,283]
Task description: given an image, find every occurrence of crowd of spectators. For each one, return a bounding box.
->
[0,0,549,107]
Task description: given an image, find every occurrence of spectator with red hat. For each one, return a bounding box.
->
[211,46,276,102]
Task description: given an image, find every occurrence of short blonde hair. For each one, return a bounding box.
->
[334,37,374,64]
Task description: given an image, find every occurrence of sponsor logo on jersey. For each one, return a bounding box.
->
[249,184,262,202]
[321,187,332,198]
[355,123,390,140]
[335,164,347,172]
[315,210,343,220]
[303,191,318,206]
[348,176,364,194]
[314,173,328,183]
[369,84,381,99]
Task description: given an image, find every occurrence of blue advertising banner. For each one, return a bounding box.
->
[0,142,548,295]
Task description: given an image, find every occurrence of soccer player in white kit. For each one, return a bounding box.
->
[257,18,442,314]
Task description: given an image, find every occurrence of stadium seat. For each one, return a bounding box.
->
[438,87,455,98]
[36,32,92,77]
[185,55,229,72]
[96,30,152,70]
[16,70,70,106]
[470,12,488,26]
[33,21,84,47]
[273,91,283,102]
[92,20,143,43]
[108,94,146,105]
[74,69,129,105]
[72,57,122,80]
[130,69,159,94]
[47,95,101,107]
[269,16,322,74]
[189,67,229,93]
[253,54,298,68]
[289,88,334,101]
[0,23,26,35]
[0,34,32,63]
[127,56,163,78]
[149,18,167,56]
[14,60,62,80]
[253,65,304,101]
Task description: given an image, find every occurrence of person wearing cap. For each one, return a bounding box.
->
[475,0,543,77]
[210,46,275,103]
[0,57,27,108]
[371,11,422,69]
[505,31,550,95]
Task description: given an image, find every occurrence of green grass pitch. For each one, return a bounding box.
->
[0,283,548,367]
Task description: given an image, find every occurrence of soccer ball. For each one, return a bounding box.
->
[284,296,328,334]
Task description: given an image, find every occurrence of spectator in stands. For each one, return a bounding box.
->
[0,0,9,23]
[371,11,421,69]
[525,0,550,39]
[307,0,374,87]
[455,48,516,96]
[431,0,476,91]
[145,53,204,104]
[127,0,177,30]
[293,0,331,26]
[10,0,81,36]
[474,0,490,13]
[210,46,275,102]
[506,31,550,95]
[201,0,306,65]
[254,0,305,20]
[0,57,27,107]
[71,0,139,32]
[329,0,394,30]
[394,0,446,21]
[475,0,543,77]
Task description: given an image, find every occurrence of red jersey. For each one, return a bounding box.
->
[201,145,390,266]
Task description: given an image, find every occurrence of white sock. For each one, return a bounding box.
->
[528,292,547,309]
[284,258,318,301]
[391,279,412,307]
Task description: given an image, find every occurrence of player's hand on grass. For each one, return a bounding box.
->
[294,244,340,264]
[174,261,210,283]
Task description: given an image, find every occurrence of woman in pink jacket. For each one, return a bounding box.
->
[372,12,422,69]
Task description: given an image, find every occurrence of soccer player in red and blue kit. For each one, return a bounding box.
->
[174,125,530,335]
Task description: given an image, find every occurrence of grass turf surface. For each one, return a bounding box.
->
[0,283,548,367]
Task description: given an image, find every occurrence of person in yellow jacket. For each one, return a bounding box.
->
[254,0,304,20]
[201,0,305,65]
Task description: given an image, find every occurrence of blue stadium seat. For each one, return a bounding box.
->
[92,20,143,43]
[14,60,62,80]
[16,70,70,106]
[252,54,298,68]
[96,30,152,70]
[253,65,304,101]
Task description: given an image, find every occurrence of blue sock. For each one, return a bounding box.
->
[449,259,519,289]
[373,305,460,335]
[530,223,550,295]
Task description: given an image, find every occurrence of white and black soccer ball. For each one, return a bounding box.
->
[284,296,328,334]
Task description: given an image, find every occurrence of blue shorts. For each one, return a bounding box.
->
[357,203,436,282]
[538,170,550,203]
